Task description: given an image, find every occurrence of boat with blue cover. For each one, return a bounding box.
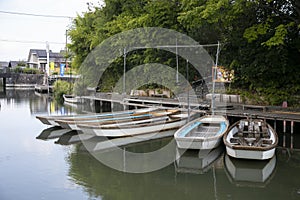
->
[174,115,229,150]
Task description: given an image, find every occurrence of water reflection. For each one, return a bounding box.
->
[61,136,300,200]
[4,89,300,199]
[33,117,300,199]
[175,146,224,174]
[55,131,95,145]
[224,155,276,187]
[67,139,224,200]
[36,127,71,140]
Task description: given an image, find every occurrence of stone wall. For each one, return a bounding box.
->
[6,74,44,86]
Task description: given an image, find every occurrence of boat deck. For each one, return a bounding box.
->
[186,126,220,137]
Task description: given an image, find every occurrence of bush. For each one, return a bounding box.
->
[53,80,73,102]
[13,66,23,73]
[23,68,40,74]
[13,67,41,74]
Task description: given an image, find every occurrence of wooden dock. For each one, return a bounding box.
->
[81,93,300,126]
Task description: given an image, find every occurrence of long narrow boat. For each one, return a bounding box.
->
[36,107,157,126]
[223,118,278,160]
[63,94,82,104]
[174,115,229,150]
[79,112,194,137]
[55,109,179,130]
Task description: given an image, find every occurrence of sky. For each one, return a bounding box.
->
[0,0,102,61]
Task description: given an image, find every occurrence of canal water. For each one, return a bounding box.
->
[0,90,300,200]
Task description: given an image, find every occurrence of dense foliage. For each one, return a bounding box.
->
[68,0,300,105]
[53,80,73,102]
[13,67,41,74]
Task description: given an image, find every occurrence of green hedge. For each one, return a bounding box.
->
[13,67,41,74]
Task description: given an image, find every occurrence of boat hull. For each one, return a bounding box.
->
[175,136,222,150]
[174,115,229,150]
[36,107,157,126]
[81,119,187,137]
[225,146,276,160]
[223,119,278,160]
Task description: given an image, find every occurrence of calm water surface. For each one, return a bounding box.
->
[1,90,300,200]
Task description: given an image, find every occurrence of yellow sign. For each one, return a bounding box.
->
[50,62,55,72]
[214,66,234,83]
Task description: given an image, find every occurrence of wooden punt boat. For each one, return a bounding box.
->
[223,118,278,160]
[63,94,82,104]
[78,112,194,137]
[36,107,157,126]
[174,115,229,150]
[55,109,180,130]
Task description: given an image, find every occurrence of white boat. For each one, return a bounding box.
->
[174,115,229,150]
[79,112,194,137]
[223,118,278,160]
[36,107,157,126]
[63,94,82,104]
[54,109,179,130]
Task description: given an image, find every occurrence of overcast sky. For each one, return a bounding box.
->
[0,0,102,61]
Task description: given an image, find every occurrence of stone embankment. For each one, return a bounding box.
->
[6,74,44,88]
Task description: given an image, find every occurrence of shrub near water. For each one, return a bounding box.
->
[53,80,73,102]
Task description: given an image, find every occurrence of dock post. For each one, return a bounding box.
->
[3,78,6,92]
[283,120,286,133]
[291,121,294,134]
[291,134,294,150]
[111,102,114,110]
[283,132,286,148]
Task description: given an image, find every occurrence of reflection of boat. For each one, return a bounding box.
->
[63,94,82,104]
[175,145,224,174]
[223,118,278,160]
[36,127,72,140]
[79,112,194,137]
[81,129,176,153]
[174,115,229,149]
[36,107,157,126]
[224,154,276,187]
[55,131,95,145]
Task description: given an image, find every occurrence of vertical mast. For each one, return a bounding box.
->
[212,41,220,115]
[176,39,179,84]
[123,48,126,95]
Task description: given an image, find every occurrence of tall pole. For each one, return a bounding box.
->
[66,30,71,94]
[176,39,179,84]
[123,48,126,95]
[46,41,50,93]
[186,59,190,121]
[65,30,68,70]
[46,41,50,76]
[212,41,220,115]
